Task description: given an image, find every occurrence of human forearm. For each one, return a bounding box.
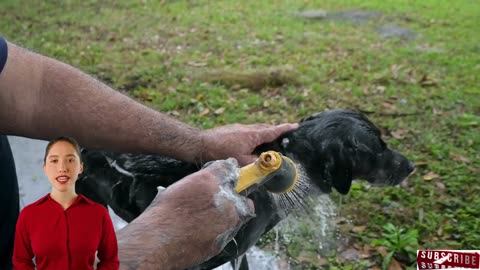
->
[117,160,254,270]
[117,204,208,270]
[0,42,203,161]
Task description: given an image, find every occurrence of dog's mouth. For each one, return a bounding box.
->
[365,171,411,186]
[367,167,417,186]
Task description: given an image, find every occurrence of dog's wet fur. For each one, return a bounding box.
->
[76,110,414,269]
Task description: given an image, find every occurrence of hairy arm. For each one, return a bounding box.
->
[117,159,253,270]
[0,42,203,162]
[0,41,298,165]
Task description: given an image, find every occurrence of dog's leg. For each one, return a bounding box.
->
[230,254,248,270]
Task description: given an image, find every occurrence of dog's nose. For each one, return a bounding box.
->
[407,161,415,173]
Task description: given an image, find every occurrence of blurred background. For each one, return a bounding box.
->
[2,1,479,269]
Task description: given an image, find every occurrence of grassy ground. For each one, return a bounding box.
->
[1,0,478,269]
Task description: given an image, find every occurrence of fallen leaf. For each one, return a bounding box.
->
[363,244,374,253]
[400,179,410,188]
[387,258,403,270]
[168,110,180,117]
[214,107,225,115]
[316,256,328,266]
[468,166,479,173]
[187,61,207,67]
[419,74,438,86]
[435,181,446,190]
[263,101,270,107]
[199,108,210,116]
[376,246,388,257]
[415,161,429,167]
[449,152,471,163]
[377,85,387,93]
[423,171,440,181]
[339,248,361,262]
[437,227,444,237]
[335,216,348,224]
[352,226,367,233]
[302,88,312,97]
[382,101,397,111]
[391,129,408,139]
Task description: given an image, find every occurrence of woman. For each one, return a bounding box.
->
[13,137,119,270]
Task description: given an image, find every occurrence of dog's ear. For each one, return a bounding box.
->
[331,163,353,195]
[326,141,354,195]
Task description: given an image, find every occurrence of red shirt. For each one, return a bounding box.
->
[13,194,119,270]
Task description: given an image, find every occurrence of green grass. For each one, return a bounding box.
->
[2,0,479,268]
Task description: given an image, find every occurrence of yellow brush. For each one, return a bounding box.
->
[235,151,298,195]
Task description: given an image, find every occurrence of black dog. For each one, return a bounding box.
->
[76,109,414,269]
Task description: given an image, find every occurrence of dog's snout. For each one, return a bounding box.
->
[407,161,415,173]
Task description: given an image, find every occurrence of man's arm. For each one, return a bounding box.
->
[0,41,297,164]
[0,42,204,162]
[118,159,254,270]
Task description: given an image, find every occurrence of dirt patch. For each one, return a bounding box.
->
[297,9,383,25]
[197,69,300,91]
[377,25,416,41]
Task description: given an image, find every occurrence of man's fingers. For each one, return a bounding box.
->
[258,123,299,144]
[246,198,255,215]
[236,154,258,167]
[203,158,239,186]
[250,123,273,129]
[235,196,256,221]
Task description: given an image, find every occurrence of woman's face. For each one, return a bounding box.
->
[43,141,83,193]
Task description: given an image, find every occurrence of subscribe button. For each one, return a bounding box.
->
[417,250,480,269]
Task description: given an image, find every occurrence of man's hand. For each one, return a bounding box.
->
[118,158,254,270]
[201,123,298,166]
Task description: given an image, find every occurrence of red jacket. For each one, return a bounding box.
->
[13,194,119,270]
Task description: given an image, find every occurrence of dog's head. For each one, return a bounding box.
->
[263,110,414,195]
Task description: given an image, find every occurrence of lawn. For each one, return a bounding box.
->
[1,0,478,269]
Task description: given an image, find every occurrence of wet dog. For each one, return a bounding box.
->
[76,109,414,269]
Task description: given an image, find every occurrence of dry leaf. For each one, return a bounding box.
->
[214,107,225,115]
[382,101,397,111]
[199,108,210,116]
[433,107,442,115]
[468,166,479,173]
[336,216,348,224]
[391,129,408,139]
[376,246,388,257]
[423,171,440,181]
[437,227,444,237]
[187,61,207,67]
[302,88,312,97]
[415,161,428,167]
[435,181,446,190]
[377,85,387,92]
[449,153,471,163]
[169,110,180,117]
[387,258,403,270]
[419,74,438,86]
[339,248,361,262]
[316,256,328,266]
[352,226,367,233]
[363,244,371,252]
